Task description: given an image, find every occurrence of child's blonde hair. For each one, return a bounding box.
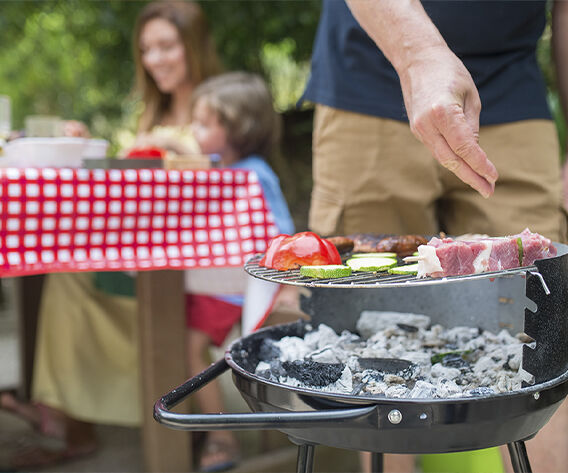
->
[191,72,281,158]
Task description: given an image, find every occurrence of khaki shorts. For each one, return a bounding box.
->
[310,104,567,242]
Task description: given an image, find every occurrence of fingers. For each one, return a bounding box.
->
[432,131,495,198]
[434,103,498,183]
[412,102,498,198]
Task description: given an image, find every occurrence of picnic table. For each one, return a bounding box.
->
[2,164,278,472]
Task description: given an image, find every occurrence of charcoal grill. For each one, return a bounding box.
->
[155,243,568,473]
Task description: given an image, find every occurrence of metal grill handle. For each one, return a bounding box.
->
[154,358,376,431]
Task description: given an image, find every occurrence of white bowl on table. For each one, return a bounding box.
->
[82,138,109,159]
[0,137,88,168]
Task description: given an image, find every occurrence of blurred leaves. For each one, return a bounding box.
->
[0,0,142,135]
[261,39,310,113]
[0,0,320,140]
[538,11,567,157]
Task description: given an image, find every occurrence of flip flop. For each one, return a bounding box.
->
[0,392,65,439]
[199,436,240,472]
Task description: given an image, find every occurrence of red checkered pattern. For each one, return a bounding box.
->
[0,167,279,276]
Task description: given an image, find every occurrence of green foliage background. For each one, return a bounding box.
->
[0,0,320,134]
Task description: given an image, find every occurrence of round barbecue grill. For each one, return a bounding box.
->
[155,243,568,473]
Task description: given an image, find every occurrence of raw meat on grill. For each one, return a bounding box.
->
[415,228,556,278]
[517,228,558,265]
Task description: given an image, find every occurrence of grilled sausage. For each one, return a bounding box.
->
[349,233,382,253]
[326,236,354,254]
[375,235,428,257]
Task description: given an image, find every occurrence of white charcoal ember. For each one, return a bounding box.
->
[254,312,528,399]
[357,311,431,338]
[385,385,411,398]
[304,323,339,350]
[436,378,463,397]
[274,336,311,361]
[309,347,342,364]
[409,380,437,398]
[363,379,389,396]
[333,366,353,393]
[401,351,432,368]
[444,327,482,346]
[431,364,461,381]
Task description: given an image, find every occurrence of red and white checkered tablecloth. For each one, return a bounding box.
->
[0,167,279,276]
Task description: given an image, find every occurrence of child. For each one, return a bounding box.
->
[187,71,294,472]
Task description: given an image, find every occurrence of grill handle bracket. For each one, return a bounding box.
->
[527,271,550,295]
[154,358,376,431]
[523,252,568,385]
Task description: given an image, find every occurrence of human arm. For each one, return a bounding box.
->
[552,0,568,210]
[63,120,90,138]
[345,0,498,198]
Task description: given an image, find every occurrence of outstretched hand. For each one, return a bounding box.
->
[399,46,498,198]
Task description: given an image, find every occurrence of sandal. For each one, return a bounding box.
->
[199,435,240,472]
[0,392,65,439]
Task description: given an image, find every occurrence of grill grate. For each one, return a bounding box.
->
[244,254,536,288]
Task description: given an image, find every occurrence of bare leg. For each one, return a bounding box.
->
[360,452,416,473]
[65,416,97,455]
[186,329,239,470]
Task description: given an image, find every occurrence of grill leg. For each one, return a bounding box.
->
[507,441,532,473]
[370,452,384,473]
[296,444,315,473]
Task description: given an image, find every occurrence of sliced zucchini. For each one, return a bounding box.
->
[346,257,397,272]
[350,252,397,259]
[516,237,523,265]
[300,264,352,279]
[388,263,419,275]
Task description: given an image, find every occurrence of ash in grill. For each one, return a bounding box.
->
[254,312,533,398]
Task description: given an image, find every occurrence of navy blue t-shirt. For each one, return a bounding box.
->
[302,0,551,125]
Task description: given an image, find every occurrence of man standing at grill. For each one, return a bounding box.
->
[302,0,568,472]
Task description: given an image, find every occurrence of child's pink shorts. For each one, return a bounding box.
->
[186,293,242,346]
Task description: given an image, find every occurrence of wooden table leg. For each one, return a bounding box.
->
[137,270,191,472]
[17,275,45,399]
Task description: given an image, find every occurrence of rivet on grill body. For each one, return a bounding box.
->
[388,409,402,424]
[419,413,428,420]
[534,392,540,400]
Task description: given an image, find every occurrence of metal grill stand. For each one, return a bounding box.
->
[295,442,531,473]
[154,357,541,473]
[155,245,568,473]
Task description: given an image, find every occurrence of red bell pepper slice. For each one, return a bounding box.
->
[259,231,341,271]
